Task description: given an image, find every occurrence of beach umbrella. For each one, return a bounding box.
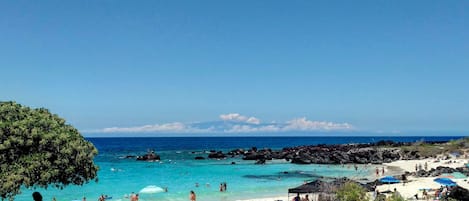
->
[379,176,400,184]
[433,178,457,186]
[139,185,165,194]
[379,176,400,190]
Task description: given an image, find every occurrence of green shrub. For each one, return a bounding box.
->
[335,182,369,201]
[385,192,405,201]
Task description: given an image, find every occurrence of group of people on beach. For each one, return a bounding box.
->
[375,167,385,177]
[374,188,402,200]
[414,185,455,200]
[415,162,429,172]
[292,193,309,201]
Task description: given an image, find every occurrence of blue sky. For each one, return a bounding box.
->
[1,1,468,136]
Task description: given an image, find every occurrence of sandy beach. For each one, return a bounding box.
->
[239,157,469,201]
[236,196,288,201]
[376,158,469,200]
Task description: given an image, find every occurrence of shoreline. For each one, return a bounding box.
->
[241,157,469,201]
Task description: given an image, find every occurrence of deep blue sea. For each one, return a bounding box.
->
[16,136,464,201]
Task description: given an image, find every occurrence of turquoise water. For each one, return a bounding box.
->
[15,136,461,201]
[17,151,371,201]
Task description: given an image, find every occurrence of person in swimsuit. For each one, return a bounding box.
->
[189,191,196,201]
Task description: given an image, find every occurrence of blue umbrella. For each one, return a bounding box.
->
[434,178,457,186]
[380,176,400,184]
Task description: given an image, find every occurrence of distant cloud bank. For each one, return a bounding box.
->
[90,113,354,134]
[219,113,260,124]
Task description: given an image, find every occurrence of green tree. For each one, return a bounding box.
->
[386,192,406,201]
[0,101,98,200]
[335,182,369,201]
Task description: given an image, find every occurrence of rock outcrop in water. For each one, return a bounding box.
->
[136,150,160,161]
[194,156,205,160]
[208,151,226,159]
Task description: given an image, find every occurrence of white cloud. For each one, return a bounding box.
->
[222,117,352,133]
[98,122,212,133]
[246,117,261,124]
[224,124,281,133]
[283,117,353,131]
[224,125,255,133]
[90,114,353,134]
[219,113,260,124]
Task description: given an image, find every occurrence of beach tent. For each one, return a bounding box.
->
[139,185,165,194]
[288,180,337,201]
[287,178,373,201]
[288,180,333,194]
[433,178,457,186]
[379,176,400,191]
[379,176,400,184]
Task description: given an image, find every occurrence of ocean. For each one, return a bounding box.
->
[16,136,464,201]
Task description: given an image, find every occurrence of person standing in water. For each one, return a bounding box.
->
[189,191,196,201]
[32,192,42,201]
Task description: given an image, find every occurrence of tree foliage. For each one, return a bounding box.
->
[385,192,405,201]
[335,182,369,201]
[0,101,98,200]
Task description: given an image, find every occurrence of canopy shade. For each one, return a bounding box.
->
[434,178,457,186]
[288,180,332,194]
[139,185,165,194]
[288,178,373,194]
[379,176,400,184]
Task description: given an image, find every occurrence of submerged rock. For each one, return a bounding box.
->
[255,158,266,165]
[208,151,226,159]
[194,156,205,160]
[136,150,160,161]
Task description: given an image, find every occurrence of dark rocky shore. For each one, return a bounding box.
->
[207,140,446,165]
[130,139,469,200]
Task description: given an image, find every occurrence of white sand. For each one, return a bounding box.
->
[384,158,468,173]
[235,196,288,201]
[235,194,317,201]
[376,158,469,200]
[241,158,469,201]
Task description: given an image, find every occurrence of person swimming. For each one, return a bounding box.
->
[32,192,42,201]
